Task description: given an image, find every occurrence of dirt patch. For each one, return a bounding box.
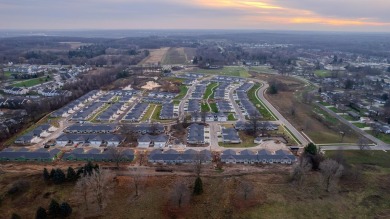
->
[141,81,161,90]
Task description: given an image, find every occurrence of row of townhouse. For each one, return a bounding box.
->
[160,103,177,120]
[14,124,57,145]
[0,147,134,162]
[191,84,208,99]
[148,149,212,164]
[187,123,210,145]
[191,112,227,122]
[64,124,118,134]
[185,99,201,113]
[212,76,246,83]
[137,134,169,148]
[122,103,150,122]
[56,133,124,147]
[234,121,279,131]
[236,90,262,119]
[96,102,127,122]
[221,149,296,164]
[72,102,105,121]
[62,148,134,162]
[221,128,241,144]
[3,86,29,95]
[38,89,71,97]
[215,99,234,113]
[51,90,102,118]
[213,83,231,100]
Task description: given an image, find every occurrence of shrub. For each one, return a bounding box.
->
[35,207,47,219]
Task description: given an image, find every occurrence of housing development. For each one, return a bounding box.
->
[1,30,390,218]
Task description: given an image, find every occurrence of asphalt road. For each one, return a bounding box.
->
[255,82,309,147]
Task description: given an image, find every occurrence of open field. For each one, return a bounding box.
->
[139,47,170,65]
[193,66,251,78]
[2,159,390,219]
[314,70,331,77]
[13,77,51,87]
[253,73,361,144]
[249,66,278,74]
[326,150,390,168]
[210,103,218,113]
[162,47,187,65]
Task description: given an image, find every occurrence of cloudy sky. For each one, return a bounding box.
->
[1,0,390,32]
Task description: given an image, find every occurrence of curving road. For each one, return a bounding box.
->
[255,81,309,147]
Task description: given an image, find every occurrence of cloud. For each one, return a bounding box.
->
[0,0,389,31]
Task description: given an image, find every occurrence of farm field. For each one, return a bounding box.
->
[13,77,51,87]
[139,47,170,65]
[254,73,361,144]
[193,66,251,78]
[162,47,188,65]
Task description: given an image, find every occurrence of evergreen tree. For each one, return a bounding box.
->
[49,169,55,179]
[193,177,203,195]
[268,84,278,94]
[48,199,60,217]
[66,167,77,182]
[35,207,47,219]
[52,169,66,184]
[43,168,50,181]
[304,143,318,155]
[59,202,73,218]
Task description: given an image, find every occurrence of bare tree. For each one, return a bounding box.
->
[120,124,139,144]
[193,152,207,177]
[357,137,370,151]
[86,168,115,211]
[107,147,125,169]
[248,112,262,137]
[171,181,190,208]
[237,180,254,201]
[74,175,90,210]
[290,157,312,187]
[319,159,344,192]
[129,167,144,197]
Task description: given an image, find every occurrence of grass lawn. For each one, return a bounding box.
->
[151,105,162,121]
[201,103,210,112]
[365,130,390,144]
[319,101,332,107]
[140,104,156,121]
[314,70,331,77]
[172,100,181,105]
[174,85,188,100]
[194,66,251,78]
[247,83,276,120]
[13,76,51,87]
[203,82,218,99]
[249,66,277,74]
[209,103,218,113]
[354,122,368,128]
[326,150,390,168]
[227,113,236,121]
[4,71,12,79]
[89,104,110,122]
[328,106,339,113]
[341,114,357,121]
[220,131,257,148]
